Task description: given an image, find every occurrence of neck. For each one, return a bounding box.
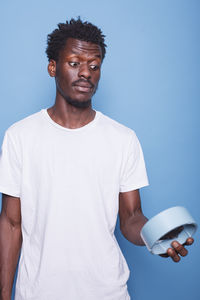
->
[47,94,96,129]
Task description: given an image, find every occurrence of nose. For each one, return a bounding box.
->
[78,63,91,80]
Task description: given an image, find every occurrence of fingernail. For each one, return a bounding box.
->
[172,241,179,247]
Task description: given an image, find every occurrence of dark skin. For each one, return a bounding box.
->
[0,195,22,300]
[47,38,102,128]
[0,38,194,299]
[119,190,194,262]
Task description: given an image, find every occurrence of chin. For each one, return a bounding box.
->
[65,96,92,108]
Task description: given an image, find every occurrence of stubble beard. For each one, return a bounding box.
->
[56,82,99,109]
[64,96,92,108]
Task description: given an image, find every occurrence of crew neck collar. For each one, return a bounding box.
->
[41,108,101,132]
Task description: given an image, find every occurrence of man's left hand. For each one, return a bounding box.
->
[160,237,194,262]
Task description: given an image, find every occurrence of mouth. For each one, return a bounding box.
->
[73,85,93,93]
[72,80,94,93]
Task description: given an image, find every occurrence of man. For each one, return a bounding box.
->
[0,18,194,300]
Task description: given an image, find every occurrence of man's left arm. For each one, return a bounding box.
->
[119,189,194,262]
[119,189,148,245]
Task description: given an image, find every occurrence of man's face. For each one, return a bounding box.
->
[48,38,102,108]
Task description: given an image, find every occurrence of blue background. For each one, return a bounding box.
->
[0,0,199,299]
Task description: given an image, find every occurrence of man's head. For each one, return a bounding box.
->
[46,18,106,109]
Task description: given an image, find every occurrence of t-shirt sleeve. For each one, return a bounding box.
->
[0,130,21,197]
[119,132,149,193]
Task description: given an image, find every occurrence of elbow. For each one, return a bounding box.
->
[119,217,130,237]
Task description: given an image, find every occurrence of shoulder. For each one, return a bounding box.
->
[6,109,44,138]
[98,111,137,142]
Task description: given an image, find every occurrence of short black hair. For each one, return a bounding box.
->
[46,17,106,62]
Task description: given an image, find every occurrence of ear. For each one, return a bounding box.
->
[48,60,56,77]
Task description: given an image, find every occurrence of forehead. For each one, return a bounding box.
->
[59,38,102,60]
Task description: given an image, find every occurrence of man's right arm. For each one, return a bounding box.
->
[0,194,22,300]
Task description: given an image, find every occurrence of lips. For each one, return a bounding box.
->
[73,82,93,93]
[74,85,93,93]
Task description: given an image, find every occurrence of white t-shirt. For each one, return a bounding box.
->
[0,109,148,300]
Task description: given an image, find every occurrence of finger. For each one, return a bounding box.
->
[184,237,194,246]
[159,253,169,258]
[171,241,188,257]
[167,248,181,263]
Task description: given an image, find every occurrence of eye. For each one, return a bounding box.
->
[90,64,100,71]
[69,62,79,67]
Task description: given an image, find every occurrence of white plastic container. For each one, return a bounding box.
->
[140,206,197,255]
